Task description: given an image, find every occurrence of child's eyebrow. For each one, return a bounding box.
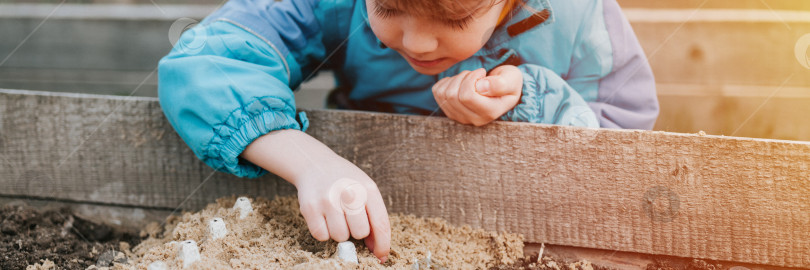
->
[451,4,489,20]
[378,0,492,20]
[443,1,491,20]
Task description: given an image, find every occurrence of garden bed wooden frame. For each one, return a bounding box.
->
[1,89,808,268]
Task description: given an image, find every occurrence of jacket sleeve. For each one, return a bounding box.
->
[158,0,326,178]
[500,64,600,128]
[586,0,659,130]
[500,0,657,130]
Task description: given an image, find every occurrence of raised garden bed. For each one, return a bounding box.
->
[2,90,809,269]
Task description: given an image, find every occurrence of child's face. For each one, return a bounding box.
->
[366,0,506,75]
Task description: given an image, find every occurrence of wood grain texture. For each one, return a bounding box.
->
[655,95,810,142]
[628,13,810,141]
[0,89,298,212]
[631,20,810,88]
[616,0,810,10]
[2,89,809,267]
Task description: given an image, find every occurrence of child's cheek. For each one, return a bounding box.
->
[367,17,396,48]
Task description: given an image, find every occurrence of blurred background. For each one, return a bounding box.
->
[1,0,809,140]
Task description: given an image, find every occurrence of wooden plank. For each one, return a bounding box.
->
[625,8,810,23]
[630,19,810,88]
[616,0,810,10]
[0,4,215,20]
[0,197,172,231]
[656,83,810,98]
[654,87,810,141]
[1,89,810,268]
[0,89,299,211]
[0,68,158,97]
[0,18,173,71]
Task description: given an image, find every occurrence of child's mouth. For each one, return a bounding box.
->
[405,55,446,68]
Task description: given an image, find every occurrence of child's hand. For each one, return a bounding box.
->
[294,157,391,263]
[432,66,523,126]
[241,129,391,263]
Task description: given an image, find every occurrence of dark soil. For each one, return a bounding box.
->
[491,253,616,270]
[645,258,724,270]
[0,203,142,270]
[0,199,742,270]
[492,253,725,270]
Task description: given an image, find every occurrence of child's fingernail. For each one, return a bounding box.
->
[380,256,388,263]
[476,79,490,95]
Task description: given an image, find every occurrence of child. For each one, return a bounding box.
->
[158,0,659,263]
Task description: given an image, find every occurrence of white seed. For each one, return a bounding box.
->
[232,197,253,219]
[178,240,201,268]
[425,251,432,268]
[336,241,358,263]
[208,218,228,239]
[537,243,545,264]
[147,261,168,270]
[411,251,432,269]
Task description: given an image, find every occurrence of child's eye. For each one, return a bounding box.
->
[444,17,473,30]
[373,3,472,30]
[373,5,399,19]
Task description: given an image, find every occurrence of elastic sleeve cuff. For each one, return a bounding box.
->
[499,65,599,128]
[501,67,542,122]
[201,96,308,178]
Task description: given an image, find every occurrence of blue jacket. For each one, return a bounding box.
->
[158,0,659,177]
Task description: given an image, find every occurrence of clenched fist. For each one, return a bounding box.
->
[432,65,523,126]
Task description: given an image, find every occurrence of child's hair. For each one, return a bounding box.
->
[382,0,507,20]
[381,0,546,27]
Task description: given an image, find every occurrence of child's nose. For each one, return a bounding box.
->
[400,24,438,55]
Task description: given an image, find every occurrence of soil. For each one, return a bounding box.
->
[4,196,736,270]
[492,253,725,270]
[110,196,527,269]
[491,253,610,270]
[644,259,724,270]
[0,202,141,270]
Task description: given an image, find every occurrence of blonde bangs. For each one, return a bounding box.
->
[382,0,501,20]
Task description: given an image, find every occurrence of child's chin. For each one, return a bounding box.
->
[409,64,448,76]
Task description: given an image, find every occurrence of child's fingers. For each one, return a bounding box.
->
[325,208,350,242]
[461,86,520,123]
[434,92,463,123]
[460,80,495,117]
[435,73,468,124]
[364,187,391,263]
[299,203,330,241]
[444,70,481,124]
[345,205,371,240]
[431,77,450,96]
[458,69,497,125]
[364,232,375,253]
[476,65,522,97]
[436,100,461,123]
[432,78,462,122]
